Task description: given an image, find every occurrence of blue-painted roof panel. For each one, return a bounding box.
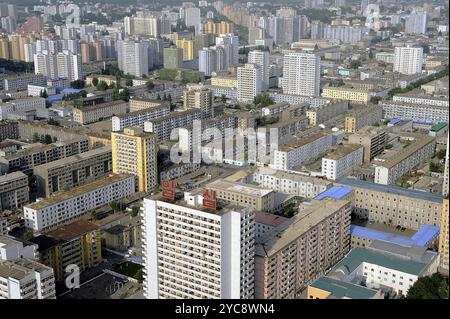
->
[314,186,353,200]
[388,118,402,125]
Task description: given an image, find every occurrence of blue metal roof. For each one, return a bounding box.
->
[61,88,81,94]
[388,118,402,126]
[314,186,353,200]
[48,95,63,101]
[413,120,433,125]
[350,224,439,247]
[337,178,444,203]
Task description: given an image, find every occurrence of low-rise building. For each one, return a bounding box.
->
[0,122,19,142]
[0,235,38,261]
[0,137,89,174]
[206,178,275,212]
[251,167,332,199]
[307,241,440,298]
[3,74,46,92]
[381,101,449,124]
[111,104,170,132]
[128,97,168,112]
[30,220,102,282]
[322,144,364,180]
[0,258,56,299]
[72,100,128,125]
[392,94,449,107]
[23,173,136,232]
[270,132,333,171]
[336,178,443,230]
[322,86,373,104]
[306,101,349,126]
[33,146,112,198]
[0,97,46,120]
[345,106,382,133]
[0,172,29,212]
[255,198,352,298]
[374,136,436,185]
[348,126,388,163]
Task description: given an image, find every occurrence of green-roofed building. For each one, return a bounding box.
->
[429,122,448,137]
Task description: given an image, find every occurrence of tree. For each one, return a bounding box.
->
[370,96,382,104]
[156,93,161,100]
[350,60,362,69]
[97,80,108,91]
[109,200,120,213]
[167,93,172,104]
[253,92,274,107]
[163,93,167,101]
[92,77,99,87]
[112,87,130,102]
[91,210,98,220]
[40,89,48,98]
[407,273,449,299]
[125,79,133,87]
[70,79,85,89]
[32,132,40,142]
[131,205,140,217]
[48,118,60,126]
[220,94,227,103]
[146,81,155,92]
[436,149,446,160]
[43,134,53,144]
[21,229,34,241]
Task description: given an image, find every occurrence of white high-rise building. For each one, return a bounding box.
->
[237,63,263,103]
[33,50,82,81]
[199,47,217,76]
[405,11,427,35]
[184,7,201,29]
[216,33,239,65]
[248,50,269,90]
[117,40,149,77]
[142,195,255,299]
[393,46,423,75]
[281,51,320,97]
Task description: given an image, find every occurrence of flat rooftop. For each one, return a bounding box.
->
[350,224,439,247]
[336,177,443,203]
[323,144,362,160]
[278,131,329,152]
[256,198,350,257]
[310,276,379,299]
[75,99,127,112]
[314,186,353,200]
[256,167,332,186]
[375,136,435,169]
[0,171,28,184]
[0,258,51,280]
[114,104,170,119]
[25,173,133,210]
[255,211,289,227]
[45,219,99,241]
[206,179,274,197]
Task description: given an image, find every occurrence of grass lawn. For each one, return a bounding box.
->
[113,262,144,282]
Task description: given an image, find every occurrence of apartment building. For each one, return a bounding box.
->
[255,198,352,299]
[0,97,46,120]
[30,220,102,282]
[111,104,170,132]
[0,137,89,174]
[307,241,439,299]
[33,146,112,197]
[128,97,168,112]
[206,179,275,213]
[237,63,262,103]
[142,195,255,299]
[251,167,332,199]
[348,126,387,163]
[0,235,37,261]
[322,145,364,180]
[210,76,237,88]
[0,172,29,212]
[261,102,290,117]
[268,116,309,139]
[254,211,289,241]
[381,101,449,124]
[306,101,349,126]
[23,173,136,232]
[345,106,382,133]
[183,88,214,119]
[392,95,449,107]
[322,86,373,104]
[3,74,46,92]
[72,100,128,125]
[0,258,56,299]
[374,136,436,185]
[0,122,19,142]
[270,132,333,171]
[111,127,158,193]
[269,93,330,107]
[336,178,443,230]
[144,109,202,142]
[393,46,424,75]
[438,198,449,271]
[0,218,6,235]
[281,51,320,97]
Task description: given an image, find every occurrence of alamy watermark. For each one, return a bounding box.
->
[169,120,279,165]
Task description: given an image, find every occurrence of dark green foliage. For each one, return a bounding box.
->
[406,273,449,299]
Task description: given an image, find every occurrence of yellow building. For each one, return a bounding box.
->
[176,38,194,61]
[322,86,371,104]
[202,20,233,34]
[210,75,238,88]
[0,38,10,59]
[85,75,118,87]
[111,127,158,193]
[31,220,102,282]
[439,198,449,271]
[344,106,382,133]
